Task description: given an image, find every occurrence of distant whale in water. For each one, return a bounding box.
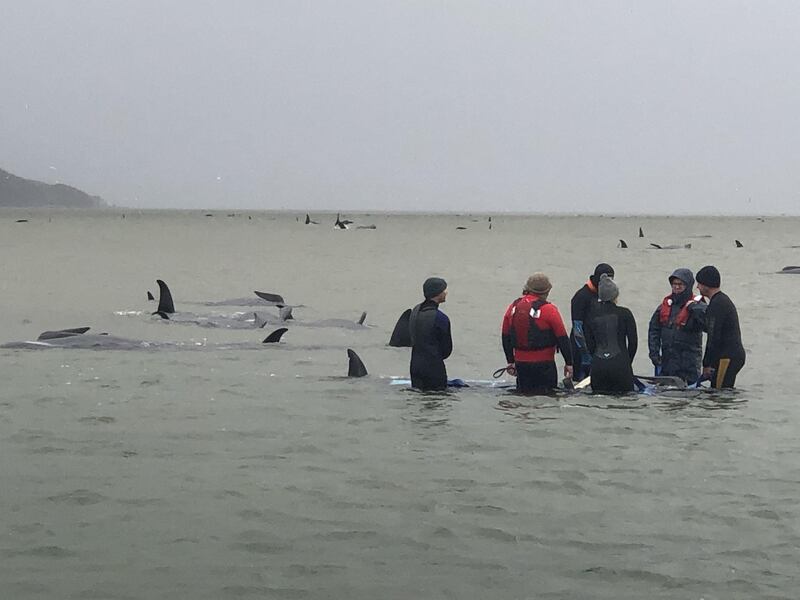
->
[1,327,288,350]
[151,280,290,328]
[778,266,800,274]
[649,243,691,250]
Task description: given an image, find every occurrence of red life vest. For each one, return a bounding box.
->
[658,294,702,328]
[509,296,557,350]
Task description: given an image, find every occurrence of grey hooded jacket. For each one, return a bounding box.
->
[647,268,707,383]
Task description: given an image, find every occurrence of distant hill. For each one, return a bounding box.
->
[0,168,105,208]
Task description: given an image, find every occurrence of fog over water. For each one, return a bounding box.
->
[1,210,799,599]
[2,2,800,213]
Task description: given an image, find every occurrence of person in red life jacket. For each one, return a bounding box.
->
[501,273,573,393]
[696,265,746,388]
[584,274,638,392]
[647,268,707,384]
[570,263,615,381]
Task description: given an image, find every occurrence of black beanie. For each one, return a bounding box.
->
[423,277,447,299]
[591,263,615,286]
[696,265,721,288]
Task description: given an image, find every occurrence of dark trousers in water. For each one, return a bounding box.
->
[515,361,557,393]
[711,357,745,389]
[590,355,634,393]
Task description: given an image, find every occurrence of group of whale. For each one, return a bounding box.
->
[1,279,369,359]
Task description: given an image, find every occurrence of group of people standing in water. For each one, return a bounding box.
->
[408,264,745,393]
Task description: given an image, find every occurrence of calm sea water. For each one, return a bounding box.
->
[1,209,799,599]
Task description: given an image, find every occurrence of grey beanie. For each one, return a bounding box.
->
[598,273,619,302]
[423,277,447,299]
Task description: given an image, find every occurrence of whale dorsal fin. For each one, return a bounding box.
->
[347,349,368,377]
[155,279,175,314]
[37,327,91,340]
[357,311,367,325]
[618,239,628,248]
[650,243,662,249]
[279,306,294,321]
[388,309,412,347]
[639,227,644,237]
[735,240,743,248]
[147,291,155,301]
[262,327,288,343]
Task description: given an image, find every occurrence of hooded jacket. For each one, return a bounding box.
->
[647,268,706,383]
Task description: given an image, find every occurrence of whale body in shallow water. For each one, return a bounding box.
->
[1,327,288,350]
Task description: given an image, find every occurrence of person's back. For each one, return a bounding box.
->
[570,263,614,381]
[409,277,452,391]
[585,275,637,392]
[647,268,706,383]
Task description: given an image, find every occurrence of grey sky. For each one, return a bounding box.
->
[1,1,799,213]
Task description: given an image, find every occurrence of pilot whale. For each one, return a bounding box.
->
[150,280,291,329]
[1,327,288,350]
[778,266,800,274]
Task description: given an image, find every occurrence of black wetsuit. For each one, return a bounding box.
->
[570,283,598,381]
[703,291,745,388]
[585,302,638,392]
[409,299,453,391]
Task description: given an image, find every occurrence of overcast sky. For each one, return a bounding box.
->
[1,1,799,213]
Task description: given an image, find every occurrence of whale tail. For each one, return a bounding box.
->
[262,328,288,343]
[388,309,412,347]
[154,279,176,315]
[347,349,368,377]
[618,239,628,249]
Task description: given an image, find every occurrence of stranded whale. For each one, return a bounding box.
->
[1,327,288,350]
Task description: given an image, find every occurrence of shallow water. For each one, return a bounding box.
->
[1,209,799,599]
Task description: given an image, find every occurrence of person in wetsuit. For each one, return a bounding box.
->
[647,268,707,384]
[696,265,746,388]
[584,274,638,393]
[570,263,615,381]
[409,277,453,391]
[501,273,573,393]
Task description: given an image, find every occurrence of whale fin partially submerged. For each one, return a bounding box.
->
[254,312,268,328]
[639,227,644,238]
[357,311,367,325]
[618,239,628,249]
[37,327,91,340]
[254,291,285,305]
[650,243,662,249]
[735,240,744,248]
[262,328,288,343]
[389,309,412,347]
[147,291,155,301]
[154,279,175,315]
[347,349,368,377]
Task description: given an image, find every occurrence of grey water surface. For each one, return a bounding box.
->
[1,209,799,599]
